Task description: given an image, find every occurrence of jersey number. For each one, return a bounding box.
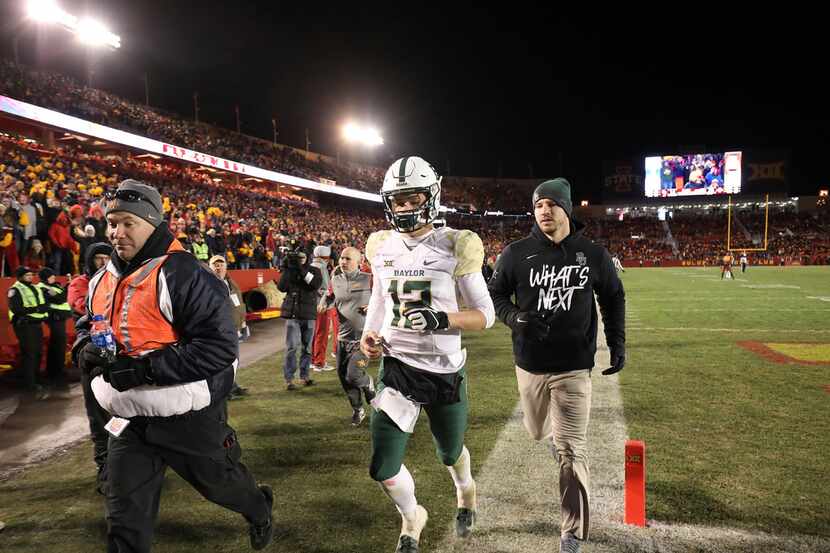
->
[388,279,432,329]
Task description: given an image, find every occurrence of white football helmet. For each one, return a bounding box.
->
[381,156,442,233]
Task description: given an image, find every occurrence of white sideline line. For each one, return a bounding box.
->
[631,327,830,334]
[432,319,830,552]
[740,284,801,289]
[432,320,626,552]
[633,292,803,297]
[631,297,802,302]
[630,308,830,312]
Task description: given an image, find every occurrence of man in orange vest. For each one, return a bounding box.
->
[73,180,273,552]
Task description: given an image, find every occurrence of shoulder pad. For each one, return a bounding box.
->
[453,230,485,277]
[366,230,394,262]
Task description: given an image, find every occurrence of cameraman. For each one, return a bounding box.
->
[278,246,322,390]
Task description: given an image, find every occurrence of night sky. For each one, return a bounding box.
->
[1,2,826,202]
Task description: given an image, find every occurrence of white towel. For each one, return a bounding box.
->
[371,387,421,433]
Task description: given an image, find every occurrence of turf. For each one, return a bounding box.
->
[620,266,830,537]
[1,266,828,552]
[0,326,519,552]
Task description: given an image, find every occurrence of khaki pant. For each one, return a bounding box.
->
[516,366,591,540]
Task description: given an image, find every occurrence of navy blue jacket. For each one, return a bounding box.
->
[74,225,237,407]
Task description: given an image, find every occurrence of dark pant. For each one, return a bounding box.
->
[105,400,268,553]
[12,320,42,390]
[15,231,30,260]
[336,340,372,410]
[81,370,111,471]
[49,248,63,274]
[45,317,68,384]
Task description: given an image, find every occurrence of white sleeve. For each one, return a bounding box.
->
[457,272,495,329]
[362,271,385,336]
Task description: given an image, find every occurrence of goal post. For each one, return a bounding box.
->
[727,193,769,253]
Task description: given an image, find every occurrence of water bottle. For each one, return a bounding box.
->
[90,315,117,362]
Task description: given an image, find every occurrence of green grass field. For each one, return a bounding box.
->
[0,266,828,551]
[622,266,830,537]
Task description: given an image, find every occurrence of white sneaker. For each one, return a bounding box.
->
[320,364,335,372]
[311,364,324,372]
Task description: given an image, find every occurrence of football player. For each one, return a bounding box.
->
[360,156,495,553]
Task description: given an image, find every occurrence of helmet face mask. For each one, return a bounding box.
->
[381,156,441,233]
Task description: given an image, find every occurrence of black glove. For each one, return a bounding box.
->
[106,356,154,392]
[602,348,625,376]
[511,311,549,340]
[403,305,450,331]
[79,342,114,375]
[83,344,153,391]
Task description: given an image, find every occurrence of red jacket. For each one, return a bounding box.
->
[266,233,278,253]
[68,273,90,315]
[49,212,78,252]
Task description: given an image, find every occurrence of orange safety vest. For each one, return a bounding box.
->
[89,240,186,356]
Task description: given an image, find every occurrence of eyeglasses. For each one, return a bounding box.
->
[105,189,156,208]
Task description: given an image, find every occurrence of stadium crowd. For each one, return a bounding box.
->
[2,60,539,211]
[0,59,383,191]
[4,59,828,269]
[2,128,828,281]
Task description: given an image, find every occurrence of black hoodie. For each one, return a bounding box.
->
[84,242,113,276]
[488,219,625,374]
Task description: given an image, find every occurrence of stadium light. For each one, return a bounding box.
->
[26,0,73,25]
[25,0,121,49]
[342,122,361,142]
[580,200,589,207]
[342,122,384,147]
[819,189,828,197]
[76,18,121,49]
